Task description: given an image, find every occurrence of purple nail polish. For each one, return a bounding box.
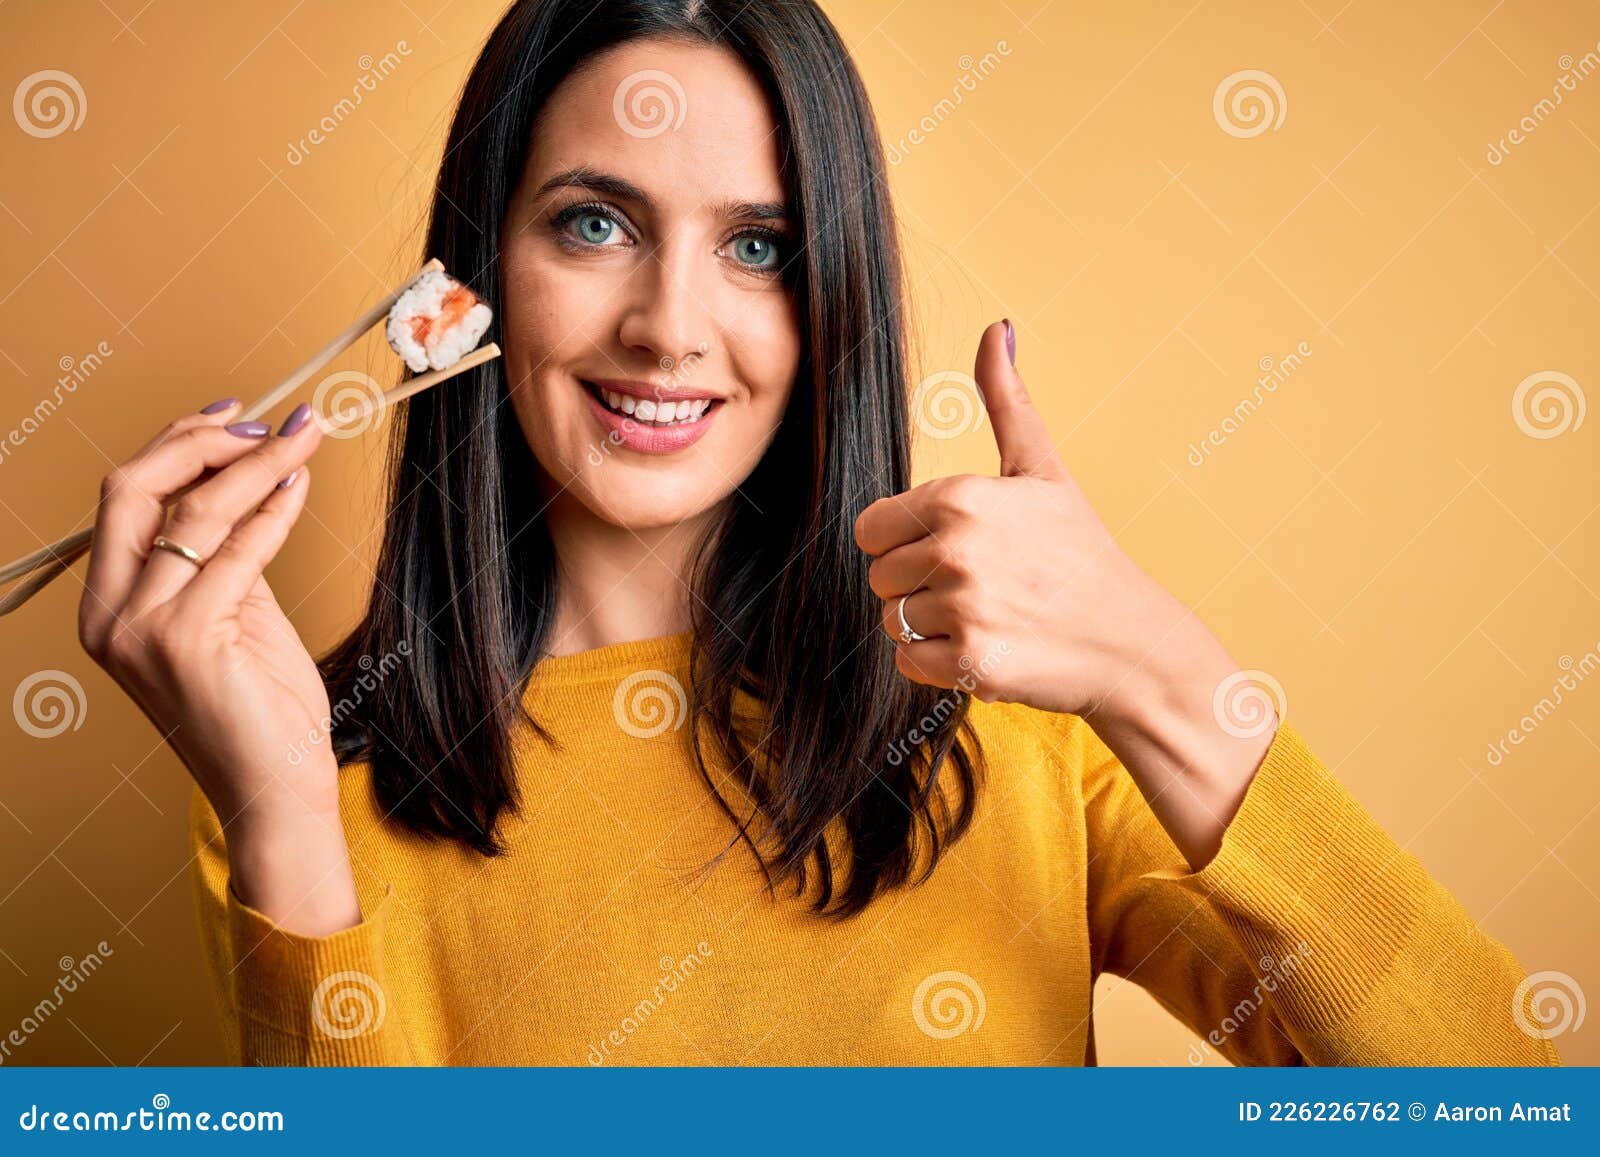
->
[1003,319,1016,366]
[276,469,300,491]
[277,401,312,437]
[200,397,238,414]
[225,421,271,437]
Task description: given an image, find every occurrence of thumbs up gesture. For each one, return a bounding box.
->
[852,319,1194,720]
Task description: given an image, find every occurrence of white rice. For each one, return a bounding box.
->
[385,269,493,373]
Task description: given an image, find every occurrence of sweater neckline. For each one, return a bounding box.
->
[527,628,695,685]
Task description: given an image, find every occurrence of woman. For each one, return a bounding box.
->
[78,0,1557,1066]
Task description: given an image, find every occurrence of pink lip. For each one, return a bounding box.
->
[580,380,721,454]
[588,377,723,404]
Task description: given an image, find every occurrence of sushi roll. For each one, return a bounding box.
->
[385,269,493,374]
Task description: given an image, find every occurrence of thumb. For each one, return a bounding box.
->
[976,319,1066,480]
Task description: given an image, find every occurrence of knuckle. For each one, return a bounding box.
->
[935,476,976,520]
[170,491,216,526]
[99,467,132,505]
[104,625,144,667]
[146,418,196,456]
[232,445,282,488]
[936,542,970,580]
[950,592,988,632]
[76,611,105,664]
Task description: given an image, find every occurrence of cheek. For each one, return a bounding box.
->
[728,292,803,409]
[502,246,618,378]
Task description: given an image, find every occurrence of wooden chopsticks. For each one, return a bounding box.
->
[0,259,500,617]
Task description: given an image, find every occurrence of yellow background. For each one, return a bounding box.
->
[1,0,1595,1065]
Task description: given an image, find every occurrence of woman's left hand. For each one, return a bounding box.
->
[854,319,1278,867]
[853,318,1190,720]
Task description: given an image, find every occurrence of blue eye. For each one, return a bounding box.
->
[730,234,780,269]
[569,211,625,246]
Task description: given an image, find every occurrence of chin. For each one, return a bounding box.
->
[579,471,725,532]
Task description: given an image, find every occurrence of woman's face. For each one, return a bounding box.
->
[500,38,802,532]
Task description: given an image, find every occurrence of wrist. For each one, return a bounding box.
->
[1092,585,1230,732]
[1084,604,1277,868]
[205,748,344,833]
[225,802,361,936]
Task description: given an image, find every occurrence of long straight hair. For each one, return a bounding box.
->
[321,0,985,918]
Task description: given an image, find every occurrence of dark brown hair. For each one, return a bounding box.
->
[321,0,985,918]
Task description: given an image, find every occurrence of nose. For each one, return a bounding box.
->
[616,238,715,372]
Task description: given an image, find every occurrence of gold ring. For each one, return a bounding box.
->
[150,535,205,567]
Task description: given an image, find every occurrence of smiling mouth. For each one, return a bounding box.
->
[582,381,722,426]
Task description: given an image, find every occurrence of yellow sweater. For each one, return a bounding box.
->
[189,630,1560,1065]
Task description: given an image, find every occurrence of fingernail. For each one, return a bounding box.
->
[276,469,300,491]
[1003,318,1016,366]
[200,397,238,414]
[225,421,271,438]
[277,401,312,437]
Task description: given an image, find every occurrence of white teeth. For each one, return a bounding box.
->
[595,386,713,425]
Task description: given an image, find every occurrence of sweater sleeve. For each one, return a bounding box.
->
[187,787,412,1065]
[1063,714,1560,1066]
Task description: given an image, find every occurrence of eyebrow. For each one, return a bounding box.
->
[533,165,790,224]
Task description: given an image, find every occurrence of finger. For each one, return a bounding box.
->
[122,404,320,616]
[82,414,272,644]
[177,463,312,615]
[867,537,956,600]
[126,396,244,460]
[976,319,1066,480]
[880,587,953,644]
[892,638,968,689]
[854,484,945,556]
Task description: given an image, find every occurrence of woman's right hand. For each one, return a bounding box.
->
[77,398,361,935]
